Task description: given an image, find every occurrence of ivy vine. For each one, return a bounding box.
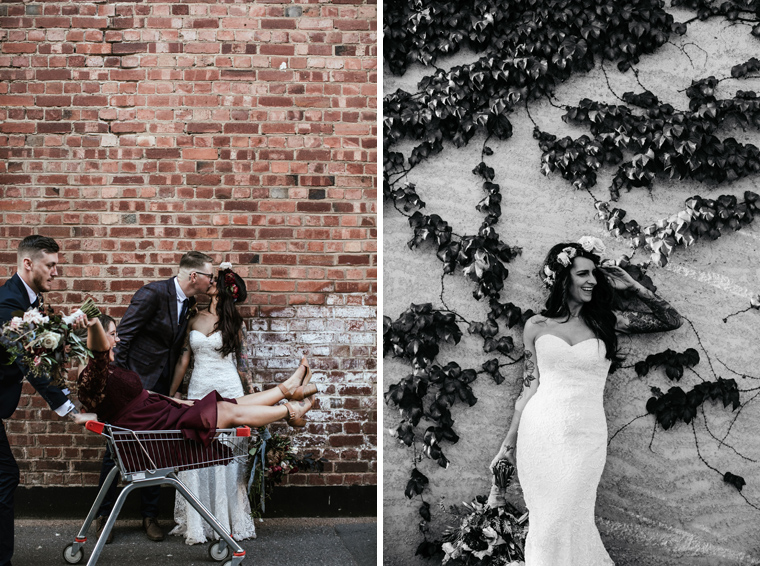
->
[384,0,760,559]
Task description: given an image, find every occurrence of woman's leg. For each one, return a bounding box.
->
[216,402,289,429]
[234,364,308,407]
[216,398,314,429]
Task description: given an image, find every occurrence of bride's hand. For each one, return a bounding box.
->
[490,446,516,475]
[73,412,98,425]
[599,265,638,292]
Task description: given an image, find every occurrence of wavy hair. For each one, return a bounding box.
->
[541,243,621,363]
[214,269,248,358]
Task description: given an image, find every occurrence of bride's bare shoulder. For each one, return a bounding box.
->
[524,314,549,341]
[526,314,549,328]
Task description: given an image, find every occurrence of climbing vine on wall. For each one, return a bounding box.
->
[384,0,760,558]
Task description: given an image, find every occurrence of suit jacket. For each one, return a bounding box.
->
[113,278,195,391]
[0,273,70,419]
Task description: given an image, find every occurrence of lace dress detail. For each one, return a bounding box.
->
[170,330,256,545]
[516,334,614,566]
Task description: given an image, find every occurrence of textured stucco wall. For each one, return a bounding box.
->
[384,9,760,566]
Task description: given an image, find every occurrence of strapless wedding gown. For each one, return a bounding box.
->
[516,334,614,566]
[170,330,256,545]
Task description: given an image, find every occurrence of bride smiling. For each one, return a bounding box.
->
[168,262,316,545]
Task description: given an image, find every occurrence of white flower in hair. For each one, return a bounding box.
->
[220,261,233,270]
[578,236,606,255]
[562,246,577,259]
[556,251,571,267]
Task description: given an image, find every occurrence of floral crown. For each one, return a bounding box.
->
[542,236,606,289]
[219,261,241,302]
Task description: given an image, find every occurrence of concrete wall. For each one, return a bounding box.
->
[383,9,760,565]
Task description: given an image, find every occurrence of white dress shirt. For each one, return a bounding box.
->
[174,277,188,323]
[18,274,38,305]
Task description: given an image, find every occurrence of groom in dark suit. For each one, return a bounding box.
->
[0,235,77,566]
[93,251,214,543]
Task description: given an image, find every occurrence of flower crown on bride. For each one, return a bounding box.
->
[219,261,241,302]
[542,236,606,289]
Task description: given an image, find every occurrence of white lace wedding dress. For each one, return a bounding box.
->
[170,330,256,545]
[516,334,614,566]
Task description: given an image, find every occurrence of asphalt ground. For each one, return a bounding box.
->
[13,517,377,566]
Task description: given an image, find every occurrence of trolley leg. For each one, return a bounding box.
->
[165,474,246,564]
[69,466,120,555]
[86,481,136,566]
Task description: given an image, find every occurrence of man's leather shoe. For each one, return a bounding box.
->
[94,516,114,544]
[142,517,165,542]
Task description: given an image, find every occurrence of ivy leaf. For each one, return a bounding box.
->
[724,472,746,492]
[635,360,649,377]
[419,501,431,522]
[482,358,504,385]
[395,422,415,446]
[405,468,429,499]
[415,539,442,558]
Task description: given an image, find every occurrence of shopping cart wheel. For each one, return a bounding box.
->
[62,543,85,564]
[208,541,230,561]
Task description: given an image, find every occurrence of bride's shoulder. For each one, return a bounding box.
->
[525,314,549,328]
[523,314,549,339]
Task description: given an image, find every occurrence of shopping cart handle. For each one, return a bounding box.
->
[236,426,251,437]
[85,420,106,435]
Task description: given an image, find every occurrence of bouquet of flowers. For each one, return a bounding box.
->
[0,298,101,387]
[440,496,527,566]
[246,428,327,518]
[440,459,527,565]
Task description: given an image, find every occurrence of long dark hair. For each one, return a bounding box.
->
[541,243,621,363]
[214,269,248,358]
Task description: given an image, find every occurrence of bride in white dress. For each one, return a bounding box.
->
[490,238,682,566]
[168,264,316,545]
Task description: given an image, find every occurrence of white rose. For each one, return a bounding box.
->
[37,331,62,350]
[9,317,23,331]
[556,252,571,267]
[23,310,45,325]
[578,236,606,255]
[220,261,233,270]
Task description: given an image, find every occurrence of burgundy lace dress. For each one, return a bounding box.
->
[77,350,237,447]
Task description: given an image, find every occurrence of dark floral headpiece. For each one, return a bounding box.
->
[219,261,241,302]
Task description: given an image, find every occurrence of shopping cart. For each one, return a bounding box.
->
[62,421,252,566]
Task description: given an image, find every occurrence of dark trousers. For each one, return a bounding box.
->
[0,420,19,566]
[96,363,172,519]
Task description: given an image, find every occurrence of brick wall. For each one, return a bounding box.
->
[0,0,377,490]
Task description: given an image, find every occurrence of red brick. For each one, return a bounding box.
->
[3,0,377,490]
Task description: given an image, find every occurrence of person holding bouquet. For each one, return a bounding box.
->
[0,235,79,566]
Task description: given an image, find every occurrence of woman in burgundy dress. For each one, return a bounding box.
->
[77,316,316,445]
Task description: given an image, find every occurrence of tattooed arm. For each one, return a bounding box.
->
[236,328,255,394]
[602,266,682,334]
[489,316,542,472]
[169,327,192,397]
